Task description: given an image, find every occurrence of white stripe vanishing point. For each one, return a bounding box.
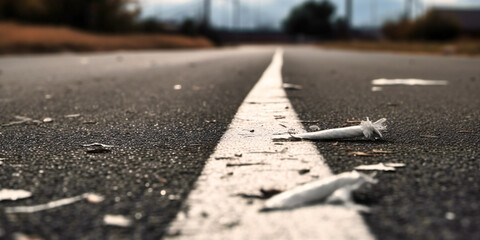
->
[165,49,375,240]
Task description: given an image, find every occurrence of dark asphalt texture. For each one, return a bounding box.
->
[0,48,273,239]
[0,46,479,240]
[283,47,480,240]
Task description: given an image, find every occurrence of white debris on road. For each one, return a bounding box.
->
[0,189,32,201]
[64,114,81,118]
[282,118,387,141]
[282,83,303,90]
[2,116,32,127]
[372,78,448,86]
[82,143,114,148]
[85,193,105,203]
[371,86,383,92]
[262,171,377,211]
[355,163,406,172]
[5,193,103,213]
[42,118,53,123]
[103,215,132,227]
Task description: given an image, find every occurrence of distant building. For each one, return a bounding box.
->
[432,8,480,36]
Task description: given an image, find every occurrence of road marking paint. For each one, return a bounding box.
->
[165,49,375,240]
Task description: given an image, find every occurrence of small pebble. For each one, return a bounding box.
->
[43,118,53,123]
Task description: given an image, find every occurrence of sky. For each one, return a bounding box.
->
[138,0,480,29]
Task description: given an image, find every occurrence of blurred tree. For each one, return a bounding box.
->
[333,17,349,39]
[180,19,199,37]
[0,0,139,32]
[139,18,166,33]
[382,10,461,41]
[409,11,460,41]
[283,0,335,39]
[382,19,412,40]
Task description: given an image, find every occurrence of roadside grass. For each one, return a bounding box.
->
[0,22,213,54]
[317,40,480,56]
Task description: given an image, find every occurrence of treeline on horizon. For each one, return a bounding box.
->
[283,0,469,41]
[0,0,163,33]
[1,0,472,41]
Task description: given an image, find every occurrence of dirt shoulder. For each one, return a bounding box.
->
[0,22,213,54]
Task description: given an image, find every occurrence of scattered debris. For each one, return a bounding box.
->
[282,83,303,90]
[346,120,362,124]
[42,118,53,123]
[299,120,319,123]
[85,193,105,203]
[83,143,113,153]
[250,129,255,133]
[82,120,97,124]
[279,124,287,128]
[249,148,288,154]
[234,153,243,157]
[44,94,53,100]
[278,118,387,141]
[457,130,472,133]
[274,115,286,120]
[420,135,439,138]
[2,116,32,127]
[12,232,44,240]
[220,172,234,179]
[103,214,132,227]
[236,188,283,200]
[332,142,339,146]
[355,163,405,172]
[82,143,114,148]
[372,78,448,86]
[173,84,182,90]
[261,171,377,211]
[204,120,217,123]
[5,193,101,213]
[372,149,393,154]
[226,163,266,167]
[371,86,383,92]
[65,114,81,118]
[260,188,283,198]
[215,157,235,160]
[298,169,310,175]
[0,189,32,201]
[309,125,321,131]
[348,152,374,157]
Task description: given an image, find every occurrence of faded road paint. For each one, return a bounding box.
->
[165,49,375,240]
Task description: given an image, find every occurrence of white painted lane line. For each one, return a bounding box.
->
[165,49,375,240]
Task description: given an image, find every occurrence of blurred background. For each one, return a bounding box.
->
[0,0,479,54]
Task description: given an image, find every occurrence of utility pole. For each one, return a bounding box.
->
[203,0,211,28]
[234,0,241,31]
[405,0,412,20]
[345,0,353,36]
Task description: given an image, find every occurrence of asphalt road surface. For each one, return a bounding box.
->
[0,46,479,240]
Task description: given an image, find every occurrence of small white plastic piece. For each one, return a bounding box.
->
[292,118,387,140]
[104,215,132,227]
[372,79,448,86]
[5,193,101,213]
[262,171,377,210]
[355,163,406,172]
[0,189,32,201]
[82,143,114,148]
